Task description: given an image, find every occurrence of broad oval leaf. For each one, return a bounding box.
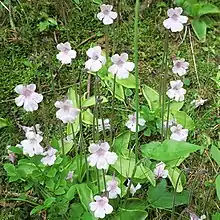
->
[68,87,79,108]
[210,145,220,166]
[116,74,136,88]
[113,208,148,220]
[82,109,94,125]
[76,183,93,211]
[142,85,160,110]
[82,95,108,108]
[142,140,202,162]
[191,19,207,42]
[167,167,183,192]
[105,79,125,101]
[198,4,220,16]
[216,175,220,200]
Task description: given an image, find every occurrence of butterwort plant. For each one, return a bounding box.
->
[3,2,207,220]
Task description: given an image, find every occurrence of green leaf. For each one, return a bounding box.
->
[17,164,37,175]
[112,156,156,186]
[167,167,183,192]
[45,179,55,191]
[59,139,74,154]
[113,208,148,220]
[122,198,147,210]
[172,110,195,130]
[69,203,84,219]
[93,0,102,4]
[68,87,79,108]
[65,185,77,201]
[76,183,93,211]
[212,212,220,220]
[82,95,108,108]
[169,102,184,111]
[147,179,189,208]
[0,118,8,128]
[106,79,125,101]
[142,140,202,162]
[30,205,44,215]
[38,21,49,32]
[142,85,159,111]
[46,167,57,178]
[116,74,136,88]
[44,197,56,207]
[67,118,80,135]
[191,19,207,42]
[198,4,220,16]
[82,109,94,125]
[112,131,131,157]
[215,175,220,200]
[54,187,66,195]
[4,163,16,176]
[48,18,58,26]
[210,145,220,166]
[8,146,23,154]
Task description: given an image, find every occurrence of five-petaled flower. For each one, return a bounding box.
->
[97,4,118,25]
[191,98,207,108]
[87,142,118,169]
[163,7,188,32]
[56,42,77,64]
[125,112,146,132]
[85,46,106,72]
[170,124,188,142]
[21,131,44,157]
[108,53,135,79]
[154,162,168,179]
[89,196,113,219]
[167,80,186,102]
[172,58,189,76]
[98,119,111,132]
[55,100,80,124]
[41,147,57,166]
[15,84,43,112]
[106,177,121,199]
[127,179,141,196]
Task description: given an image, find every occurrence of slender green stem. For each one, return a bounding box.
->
[59,121,65,154]
[96,168,101,194]
[134,0,140,163]
[104,25,109,64]
[161,30,169,141]
[165,99,171,138]
[110,74,116,145]
[171,170,185,220]
[102,169,107,192]
[99,104,107,140]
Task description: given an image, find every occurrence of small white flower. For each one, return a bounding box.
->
[170,124,188,142]
[154,162,168,179]
[163,7,188,32]
[172,58,189,76]
[167,80,186,102]
[89,196,113,219]
[127,179,141,196]
[190,213,206,220]
[55,100,80,124]
[87,142,118,170]
[56,42,77,64]
[125,112,146,132]
[15,84,43,112]
[85,46,106,72]
[163,118,177,129]
[191,98,207,108]
[22,124,42,135]
[21,131,44,157]
[97,4,118,25]
[108,53,135,79]
[7,146,16,163]
[66,171,74,181]
[98,119,111,132]
[41,147,57,166]
[106,177,121,199]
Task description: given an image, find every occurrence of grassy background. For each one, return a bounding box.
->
[0,0,219,219]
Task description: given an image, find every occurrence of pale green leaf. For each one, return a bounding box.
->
[113,208,148,220]
[216,175,220,200]
[198,4,220,16]
[116,74,136,88]
[142,85,159,110]
[210,145,220,166]
[82,95,108,108]
[191,19,207,42]
[82,109,94,125]
[0,118,8,128]
[167,167,183,192]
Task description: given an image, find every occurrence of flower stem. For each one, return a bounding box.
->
[102,169,107,192]
[59,121,65,154]
[134,0,140,164]
[165,99,171,138]
[96,168,101,194]
[110,74,116,145]
[161,30,169,141]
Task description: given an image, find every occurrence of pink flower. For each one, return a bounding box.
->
[163,7,188,32]
[41,147,57,166]
[56,42,76,64]
[97,4,118,25]
[106,177,121,199]
[125,112,146,132]
[89,196,113,218]
[172,58,189,76]
[15,84,43,112]
[170,124,188,142]
[87,142,118,170]
[167,80,186,102]
[154,162,168,178]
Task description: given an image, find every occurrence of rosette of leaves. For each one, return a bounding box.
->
[176,0,220,42]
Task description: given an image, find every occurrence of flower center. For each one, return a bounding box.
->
[172,14,179,21]
[96,148,106,156]
[98,199,107,208]
[63,104,71,111]
[92,54,99,60]
[176,61,182,68]
[103,9,110,15]
[23,88,33,97]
